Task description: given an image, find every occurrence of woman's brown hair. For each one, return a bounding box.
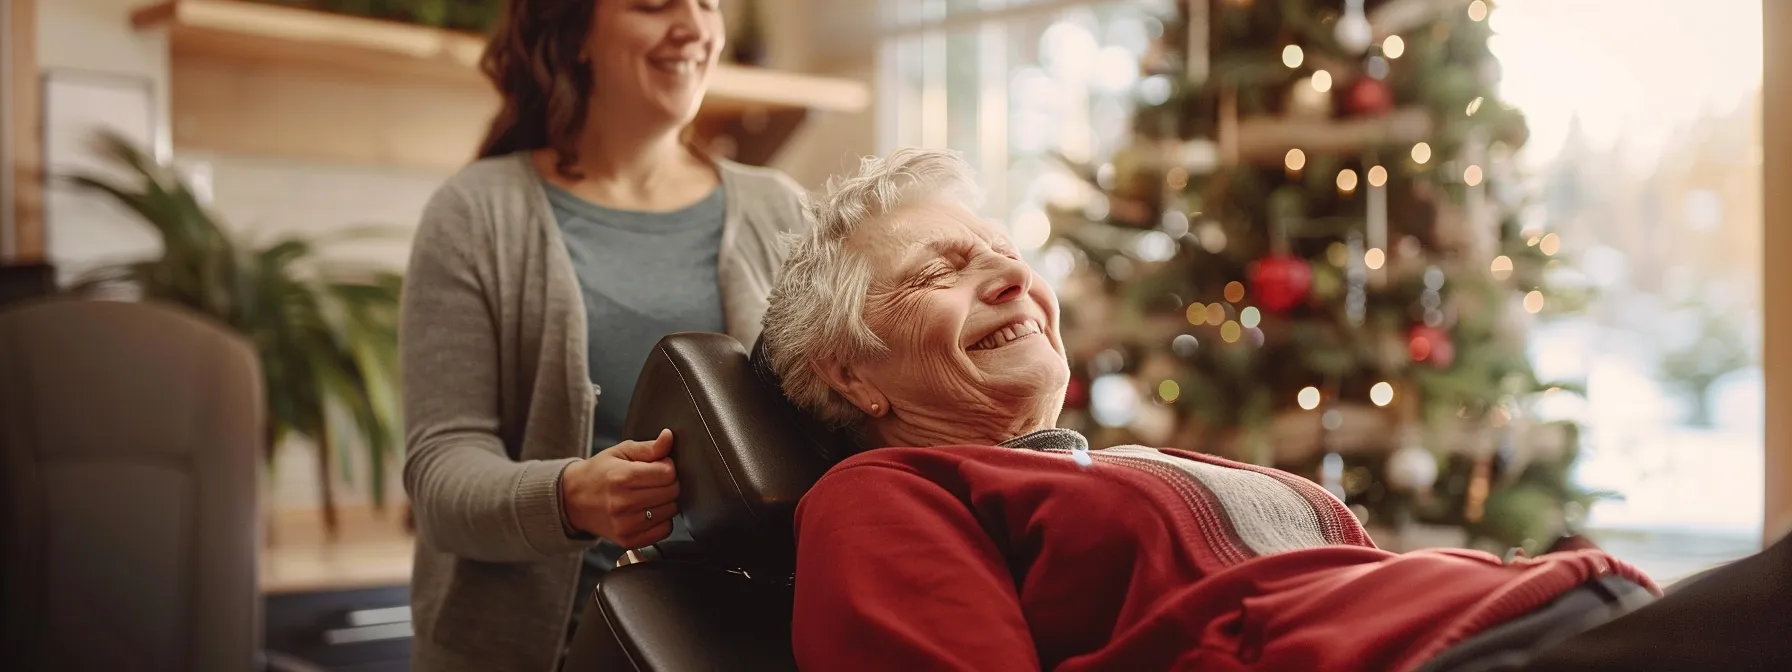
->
[475,0,598,178]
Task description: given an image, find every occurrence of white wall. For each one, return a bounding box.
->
[36,0,170,280]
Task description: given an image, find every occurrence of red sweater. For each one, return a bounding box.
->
[791,444,1656,672]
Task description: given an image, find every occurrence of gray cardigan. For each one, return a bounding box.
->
[399,151,809,672]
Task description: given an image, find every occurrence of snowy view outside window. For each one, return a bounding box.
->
[1495,0,1764,580]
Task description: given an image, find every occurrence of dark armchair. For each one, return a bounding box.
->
[0,298,324,672]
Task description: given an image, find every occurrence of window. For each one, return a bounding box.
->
[1494,0,1764,581]
[878,0,1172,223]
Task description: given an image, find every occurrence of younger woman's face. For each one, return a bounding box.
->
[587,0,726,129]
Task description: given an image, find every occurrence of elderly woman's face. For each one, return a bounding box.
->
[840,199,1070,442]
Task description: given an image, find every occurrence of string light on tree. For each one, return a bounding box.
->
[1370,382,1395,407]
[1285,149,1308,172]
[1412,142,1433,164]
[1172,334,1199,357]
[1298,386,1322,410]
[1468,0,1489,22]
[1311,71,1334,92]
[1364,247,1386,270]
[1240,306,1262,328]
[1491,255,1514,280]
[1283,45,1304,68]
[1383,35,1405,59]
[1539,233,1561,255]
[1524,290,1546,314]
[1464,165,1484,186]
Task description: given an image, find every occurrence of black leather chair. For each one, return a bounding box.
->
[563,332,849,671]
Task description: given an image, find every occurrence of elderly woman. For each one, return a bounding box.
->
[758,149,1791,672]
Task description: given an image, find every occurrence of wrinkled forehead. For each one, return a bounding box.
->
[849,200,1012,279]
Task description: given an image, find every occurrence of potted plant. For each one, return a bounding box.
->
[64,131,405,540]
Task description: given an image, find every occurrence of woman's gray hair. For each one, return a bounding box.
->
[761,148,985,429]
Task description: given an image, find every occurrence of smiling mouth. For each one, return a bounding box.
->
[969,318,1044,351]
[649,57,703,76]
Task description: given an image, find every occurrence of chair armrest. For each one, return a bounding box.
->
[564,561,796,672]
[616,539,711,568]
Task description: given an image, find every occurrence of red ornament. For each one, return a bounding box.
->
[1344,76,1395,117]
[1408,324,1456,368]
[1248,255,1313,313]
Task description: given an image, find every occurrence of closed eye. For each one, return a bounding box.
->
[915,264,957,287]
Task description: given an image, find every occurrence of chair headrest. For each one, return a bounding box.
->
[620,332,847,577]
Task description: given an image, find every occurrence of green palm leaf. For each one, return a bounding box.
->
[63,130,405,539]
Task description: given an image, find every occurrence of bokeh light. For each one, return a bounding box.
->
[1365,248,1386,270]
[1158,379,1181,403]
[1298,386,1322,410]
[1171,333,1200,357]
[1491,255,1514,280]
[1224,281,1246,303]
[1240,306,1262,328]
[1285,148,1307,171]
[1370,382,1395,407]
[1539,232,1561,256]
[1311,70,1333,92]
[1383,35,1405,58]
[1523,290,1546,313]
[1220,320,1242,343]
[1283,45,1305,68]
[1412,142,1433,164]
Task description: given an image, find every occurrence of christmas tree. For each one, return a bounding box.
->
[1046,0,1603,554]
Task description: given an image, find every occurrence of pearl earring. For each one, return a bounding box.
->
[870,403,881,414]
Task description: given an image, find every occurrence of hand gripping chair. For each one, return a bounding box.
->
[562,332,849,671]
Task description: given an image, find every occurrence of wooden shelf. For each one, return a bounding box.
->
[130,0,870,170]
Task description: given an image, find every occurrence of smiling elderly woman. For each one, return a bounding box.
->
[758,149,1791,672]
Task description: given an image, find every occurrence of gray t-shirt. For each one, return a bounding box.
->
[544,181,724,637]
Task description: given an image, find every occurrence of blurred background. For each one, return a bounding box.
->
[2,0,1785,669]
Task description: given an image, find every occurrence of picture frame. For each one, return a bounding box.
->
[39,69,161,281]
